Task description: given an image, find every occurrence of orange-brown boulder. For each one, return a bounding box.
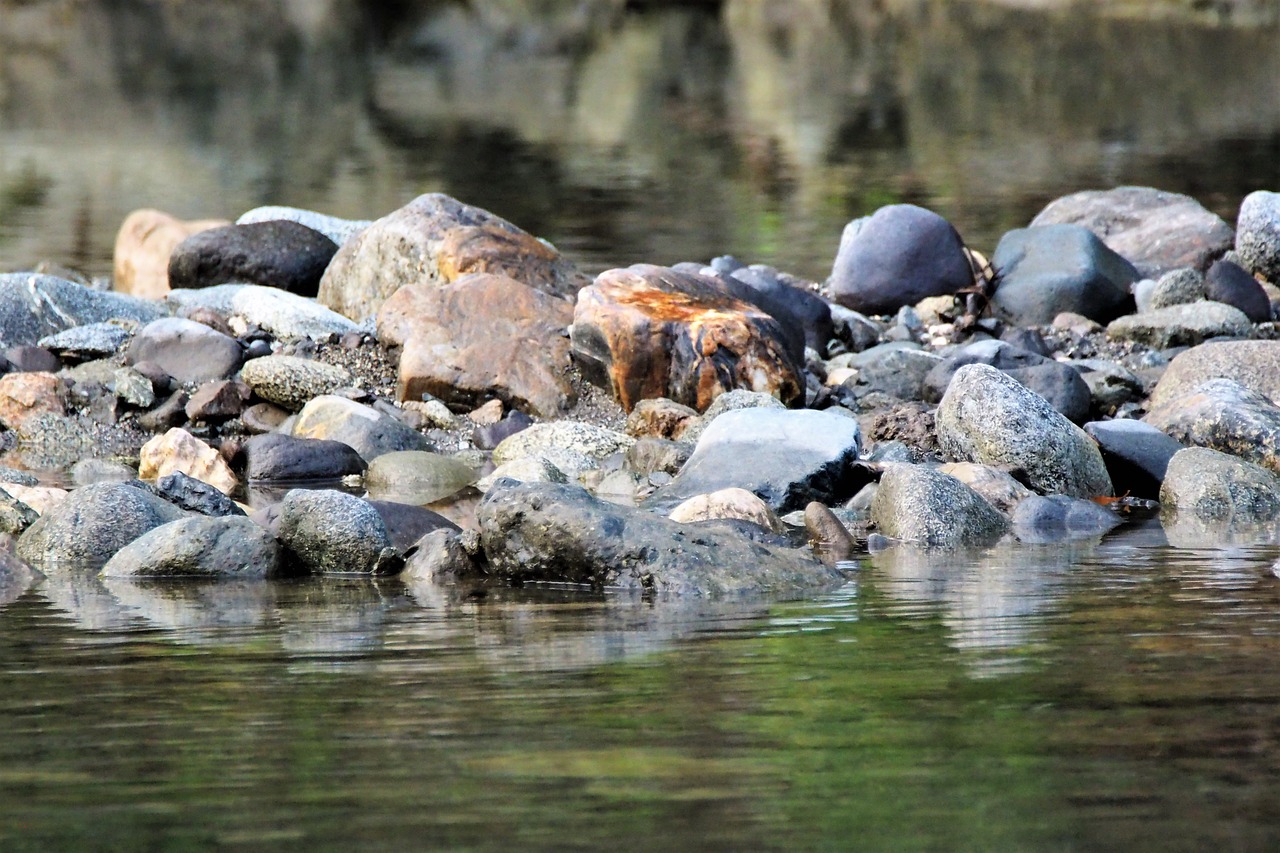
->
[376,273,577,418]
[112,209,230,299]
[0,372,65,430]
[571,264,804,413]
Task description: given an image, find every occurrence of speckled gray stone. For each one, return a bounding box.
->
[1144,378,1280,474]
[870,463,1009,547]
[1235,190,1280,282]
[1148,340,1280,408]
[38,323,131,360]
[240,355,352,411]
[492,421,635,467]
[276,489,399,575]
[1160,446,1280,521]
[17,482,187,568]
[0,274,162,348]
[167,284,360,340]
[1146,267,1206,311]
[1106,301,1251,349]
[100,516,283,578]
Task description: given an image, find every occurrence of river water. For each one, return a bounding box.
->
[3,1,1280,849]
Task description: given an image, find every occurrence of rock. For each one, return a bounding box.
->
[241,402,289,434]
[468,399,505,425]
[0,372,64,429]
[989,224,1138,325]
[1144,378,1280,474]
[668,487,785,534]
[237,433,367,481]
[185,380,246,422]
[1235,190,1280,282]
[3,484,67,516]
[153,472,246,517]
[922,340,1091,423]
[1011,495,1122,542]
[723,264,833,355]
[167,284,361,340]
[477,479,840,596]
[137,391,190,432]
[0,274,163,348]
[865,402,940,459]
[318,192,586,321]
[1160,446,1280,521]
[236,205,372,247]
[1030,187,1234,277]
[1147,267,1206,310]
[112,209,230,299]
[5,345,60,373]
[828,205,974,315]
[0,489,39,535]
[645,408,862,514]
[168,220,338,296]
[1075,359,1144,415]
[101,516,283,578]
[852,347,942,401]
[937,462,1034,514]
[275,489,400,575]
[138,428,238,495]
[364,450,478,504]
[71,458,136,486]
[376,273,576,417]
[367,500,460,552]
[239,355,352,411]
[17,482,187,567]
[472,410,534,451]
[803,502,857,565]
[125,317,243,385]
[492,421,633,468]
[625,437,691,477]
[1204,259,1271,322]
[625,398,699,440]
[476,456,569,492]
[290,395,431,462]
[37,323,131,361]
[1147,340,1280,408]
[936,364,1113,498]
[870,464,1010,547]
[401,529,479,582]
[1083,419,1183,499]
[571,264,803,413]
[1106,301,1251,349]
[112,367,156,408]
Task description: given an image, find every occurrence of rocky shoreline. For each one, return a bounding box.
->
[2,185,1280,598]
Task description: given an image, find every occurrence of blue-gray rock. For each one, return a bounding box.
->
[17,482,187,568]
[236,206,372,247]
[367,500,460,553]
[276,489,400,575]
[168,220,338,297]
[126,317,243,385]
[167,284,361,340]
[644,408,863,514]
[922,340,1091,423]
[472,410,533,451]
[1160,446,1280,522]
[5,345,60,373]
[1074,359,1144,416]
[1084,419,1183,499]
[1235,190,1280,283]
[1205,259,1270,322]
[1011,495,1122,543]
[1144,378,1280,475]
[478,479,841,596]
[829,205,973,316]
[100,516,283,578]
[290,395,431,462]
[870,463,1010,547]
[0,274,163,348]
[990,224,1138,325]
[71,458,136,486]
[852,346,942,401]
[828,305,881,353]
[37,323,131,361]
[155,472,246,517]
[717,264,833,357]
[237,432,367,481]
[1105,300,1251,349]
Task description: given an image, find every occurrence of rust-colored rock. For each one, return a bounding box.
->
[376,273,577,418]
[571,264,803,413]
[112,209,230,299]
[0,372,65,430]
[319,193,588,321]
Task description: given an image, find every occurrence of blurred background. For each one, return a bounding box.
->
[1,0,1279,283]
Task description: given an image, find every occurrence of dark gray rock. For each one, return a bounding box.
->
[1144,378,1280,474]
[155,472,246,517]
[804,501,857,566]
[990,224,1138,325]
[137,390,190,432]
[1160,446,1280,521]
[237,433,367,481]
[870,464,1010,547]
[720,264,833,357]
[1084,419,1183,499]
[1011,495,1122,543]
[853,347,942,402]
[1205,259,1270,322]
[367,500,461,552]
[829,205,973,316]
[100,516,284,578]
[37,323,131,361]
[478,479,841,596]
[1235,190,1280,283]
[828,305,881,353]
[168,220,338,297]
[126,317,243,385]
[1074,359,1145,416]
[5,346,60,373]
[17,482,187,568]
[275,489,400,575]
[400,529,481,582]
[923,340,1091,423]
[0,274,163,348]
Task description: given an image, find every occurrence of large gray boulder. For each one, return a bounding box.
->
[1144,378,1280,474]
[870,464,1009,547]
[100,516,284,578]
[989,224,1138,325]
[0,274,164,348]
[1148,340,1280,408]
[936,364,1113,498]
[275,489,400,575]
[17,482,187,568]
[1235,190,1280,283]
[477,479,842,597]
[1160,446,1280,522]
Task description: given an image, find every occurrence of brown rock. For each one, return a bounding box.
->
[138,427,238,495]
[624,397,699,440]
[377,273,577,418]
[571,264,804,413]
[319,193,587,321]
[0,372,64,429]
[668,487,785,533]
[112,209,230,299]
[185,380,247,422]
[803,501,857,566]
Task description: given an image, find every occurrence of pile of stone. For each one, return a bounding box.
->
[3,186,1280,598]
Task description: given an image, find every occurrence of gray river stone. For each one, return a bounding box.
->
[367,500,460,552]
[275,489,400,575]
[1148,340,1280,408]
[167,284,361,340]
[1235,190,1280,283]
[100,516,283,579]
[1011,494,1122,543]
[17,482,187,568]
[0,488,39,536]
[1143,378,1280,474]
[936,363,1113,498]
[0,273,163,348]
[1147,267,1205,310]
[154,472,246,517]
[923,340,1091,423]
[990,224,1137,325]
[290,395,431,462]
[127,317,243,384]
[870,463,1010,547]
[1160,446,1280,522]
[1106,300,1251,349]
[239,432,367,481]
[477,479,842,597]
[236,205,372,247]
[1084,419,1183,499]
[37,322,131,361]
[1205,259,1271,322]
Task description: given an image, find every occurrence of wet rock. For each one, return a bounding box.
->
[184,380,246,422]
[803,502,857,566]
[645,408,862,514]
[1011,495,1122,542]
[153,472,246,517]
[319,192,586,321]
[477,456,569,491]
[367,500,460,553]
[71,458,136,486]
[37,323,131,362]
[1148,340,1280,408]
[472,410,534,451]
[990,224,1138,325]
[571,264,803,413]
[1030,187,1234,277]
[1204,258,1271,322]
[239,355,352,411]
[1147,267,1206,311]
[364,450,478,504]
[5,345,60,373]
[1106,301,1251,348]
[112,209,230,299]
[275,489,400,575]
[376,273,576,417]
[937,462,1034,514]
[401,529,479,582]
[0,274,163,349]
[477,479,840,596]
[0,372,64,429]
[236,205,371,247]
[625,437,691,477]
[936,364,1113,498]
[870,463,1010,547]
[492,421,633,471]
[668,487,785,534]
[126,317,243,384]
[167,284,360,340]
[1235,190,1280,282]
[290,395,431,462]
[1075,359,1144,415]
[138,427,238,495]
[1160,446,1280,521]
[101,516,283,578]
[17,482,187,567]
[922,340,1091,423]
[168,220,338,296]
[624,398,699,440]
[829,205,973,315]
[238,433,367,481]
[0,489,39,535]
[1144,378,1280,474]
[1083,419,1181,499]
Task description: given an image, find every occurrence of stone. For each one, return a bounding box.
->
[828,205,974,316]
[290,395,431,462]
[364,450,478,505]
[239,355,352,411]
[1160,446,1280,521]
[1030,187,1234,278]
[0,274,163,349]
[624,398,700,440]
[137,391,190,432]
[112,209,230,299]
[829,305,882,353]
[477,479,840,596]
[138,427,238,495]
[237,433,367,481]
[318,192,586,321]
[472,410,534,451]
[366,500,460,553]
[572,264,803,413]
[376,274,576,418]
[644,408,862,514]
[852,347,942,402]
[37,323,131,361]
[803,502,858,566]
[989,224,1138,325]
[1075,359,1144,416]
[0,488,39,535]
[723,264,833,355]
[468,399,505,425]
[168,220,338,296]
[476,456,569,492]
[625,437,691,477]
[1147,267,1206,311]
[184,380,246,422]
[166,284,361,340]
[1083,419,1183,499]
[937,462,1034,514]
[1011,495,1123,542]
[1144,378,1280,474]
[5,346,60,373]
[275,489,400,575]
[870,464,1010,547]
[936,364,1113,498]
[1205,259,1271,322]
[236,205,372,247]
[865,402,939,459]
[112,367,156,408]
[71,458,136,486]
[153,472,246,517]
[126,317,243,385]
[492,421,634,468]
[401,529,479,582]
[101,516,283,579]
[668,487,785,534]
[1147,340,1280,408]
[922,340,1091,423]
[1106,301,1251,349]
[17,482,187,567]
[2,484,67,516]
[241,402,289,434]
[1235,190,1280,282]
[0,372,64,429]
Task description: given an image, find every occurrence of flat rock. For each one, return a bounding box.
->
[238,432,367,481]
[126,317,243,385]
[0,274,163,348]
[290,395,431,462]
[113,209,230,299]
[101,516,283,578]
[17,482,187,568]
[239,355,352,411]
[1144,378,1280,474]
[167,284,360,340]
[152,472,246,517]
[1160,446,1280,521]
[1106,301,1251,349]
[1148,340,1280,408]
[168,220,338,296]
[37,323,131,361]
[1235,190,1280,282]
[989,224,1137,325]
[275,489,399,575]
[870,463,1010,547]
[1084,419,1183,499]
[236,206,372,247]
[363,450,477,505]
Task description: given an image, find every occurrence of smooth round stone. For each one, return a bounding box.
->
[1205,259,1271,323]
[168,220,338,296]
[127,317,243,385]
[492,421,634,468]
[168,284,360,340]
[870,463,1009,547]
[239,355,352,411]
[239,433,367,481]
[1147,267,1206,311]
[275,489,399,575]
[16,482,186,568]
[290,395,431,462]
[1106,301,1251,351]
[364,451,478,504]
[1235,190,1280,282]
[101,516,282,578]
[1160,446,1280,521]
[366,500,460,552]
